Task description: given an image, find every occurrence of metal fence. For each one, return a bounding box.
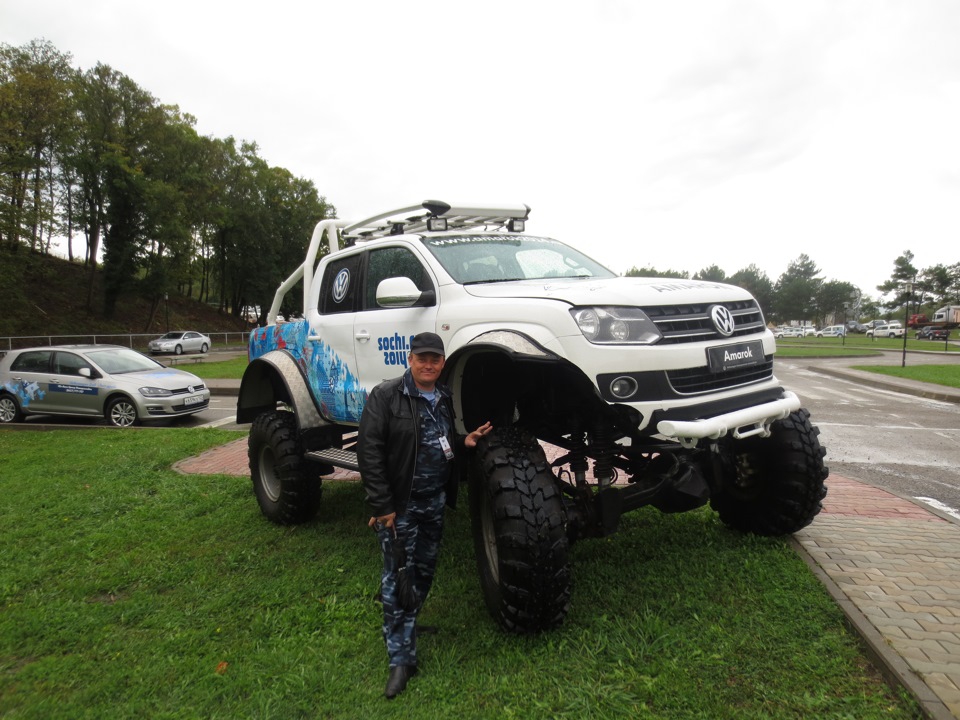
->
[0,332,250,353]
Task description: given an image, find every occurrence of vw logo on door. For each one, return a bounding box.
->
[710,305,735,336]
[332,268,350,304]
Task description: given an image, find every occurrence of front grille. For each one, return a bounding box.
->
[667,359,774,395]
[644,300,766,344]
[171,384,206,395]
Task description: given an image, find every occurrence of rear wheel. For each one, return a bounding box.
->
[469,426,571,633]
[248,410,321,524]
[711,408,827,535]
[0,394,23,423]
[200,343,209,353]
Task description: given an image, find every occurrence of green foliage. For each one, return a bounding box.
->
[0,429,920,718]
[624,265,689,279]
[0,39,335,325]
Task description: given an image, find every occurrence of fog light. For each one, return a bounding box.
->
[609,376,638,399]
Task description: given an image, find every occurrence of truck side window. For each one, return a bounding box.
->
[320,254,363,315]
[365,247,434,310]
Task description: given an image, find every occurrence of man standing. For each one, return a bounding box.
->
[357,331,492,699]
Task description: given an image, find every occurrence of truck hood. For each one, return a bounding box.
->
[461,276,753,306]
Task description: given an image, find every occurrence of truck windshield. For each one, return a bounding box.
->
[421,234,616,284]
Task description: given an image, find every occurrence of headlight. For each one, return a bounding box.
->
[139,386,172,398]
[570,306,662,345]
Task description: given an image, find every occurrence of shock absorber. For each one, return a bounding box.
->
[592,421,615,489]
[568,432,590,491]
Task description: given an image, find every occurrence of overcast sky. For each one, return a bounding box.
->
[5,0,960,301]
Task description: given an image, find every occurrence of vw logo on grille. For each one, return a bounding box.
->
[332,268,351,304]
[710,305,735,336]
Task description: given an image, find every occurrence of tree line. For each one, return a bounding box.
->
[627,250,960,327]
[1,39,332,328]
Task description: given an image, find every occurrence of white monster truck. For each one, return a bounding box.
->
[237,200,828,633]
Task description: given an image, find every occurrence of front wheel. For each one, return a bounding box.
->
[174,344,183,355]
[710,408,827,536]
[106,396,139,427]
[469,426,571,633]
[248,410,321,524]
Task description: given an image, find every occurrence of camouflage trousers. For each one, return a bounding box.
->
[376,492,446,667]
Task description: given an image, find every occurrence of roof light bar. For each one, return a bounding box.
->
[426,216,448,232]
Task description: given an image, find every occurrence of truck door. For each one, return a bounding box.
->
[353,245,439,389]
[309,252,365,424]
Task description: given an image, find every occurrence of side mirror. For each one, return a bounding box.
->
[79,367,92,378]
[376,277,436,308]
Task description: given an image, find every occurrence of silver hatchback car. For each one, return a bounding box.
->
[0,345,211,427]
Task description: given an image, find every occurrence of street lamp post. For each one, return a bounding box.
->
[842,302,849,347]
[901,279,913,368]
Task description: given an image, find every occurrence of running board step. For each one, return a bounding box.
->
[305,448,360,471]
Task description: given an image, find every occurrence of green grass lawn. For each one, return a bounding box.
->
[775,335,957,353]
[185,356,248,379]
[0,429,919,719]
[852,363,960,389]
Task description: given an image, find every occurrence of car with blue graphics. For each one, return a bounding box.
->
[237,201,828,633]
[0,345,210,427]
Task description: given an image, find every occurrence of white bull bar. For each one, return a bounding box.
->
[656,391,801,448]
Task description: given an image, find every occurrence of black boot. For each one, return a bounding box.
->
[384,664,417,699]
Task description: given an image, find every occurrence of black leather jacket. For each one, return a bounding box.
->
[357,372,466,518]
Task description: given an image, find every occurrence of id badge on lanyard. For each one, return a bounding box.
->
[438,436,454,461]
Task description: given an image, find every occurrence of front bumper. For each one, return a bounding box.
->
[656,390,801,445]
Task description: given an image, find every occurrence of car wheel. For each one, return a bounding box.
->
[174,345,183,355]
[201,343,209,354]
[106,396,140,427]
[469,426,571,633]
[0,394,23,423]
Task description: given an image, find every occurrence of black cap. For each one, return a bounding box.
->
[410,332,445,356]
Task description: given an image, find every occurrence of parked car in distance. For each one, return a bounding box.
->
[845,321,867,333]
[908,314,928,327]
[915,326,950,340]
[802,327,818,337]
[774,326,803,338]
[148,331,211,355]
[867,322,904,338]
[0,344,211,427]
[816,325,846,337]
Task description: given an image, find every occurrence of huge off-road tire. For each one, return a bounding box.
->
[469,426,571,633]
[710,408,828,536]
[248,410,322,525]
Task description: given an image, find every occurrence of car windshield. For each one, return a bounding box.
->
[420,235,616,284]
[159,332,185,340]
[87,348,164,374]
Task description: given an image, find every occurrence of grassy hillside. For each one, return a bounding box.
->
[0,246,251,340]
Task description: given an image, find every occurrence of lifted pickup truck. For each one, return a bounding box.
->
[236,200,828,633]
